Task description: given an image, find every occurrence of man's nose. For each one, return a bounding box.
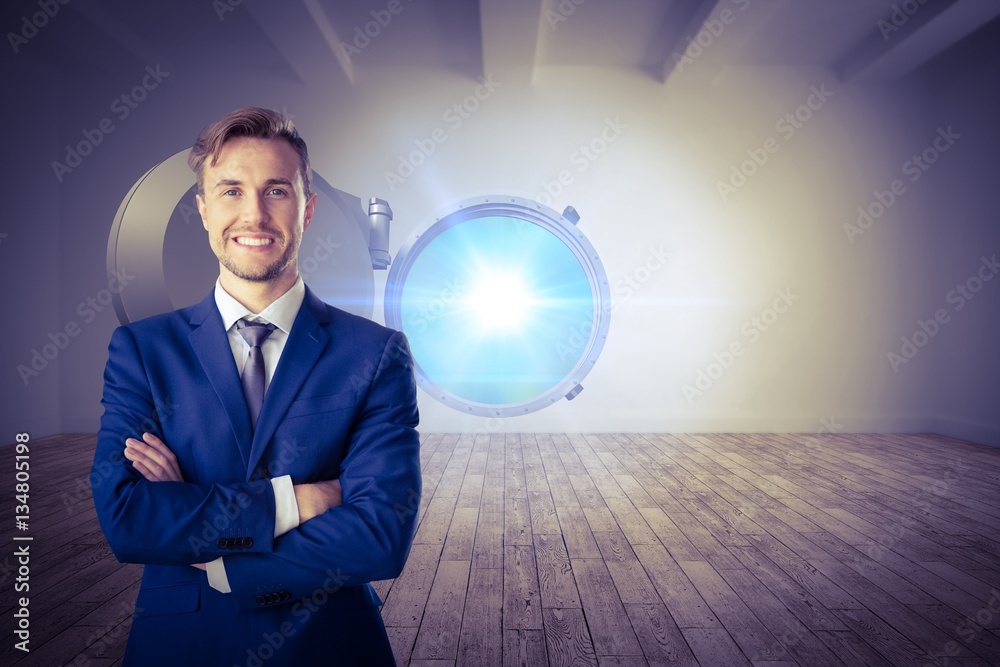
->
[240,192,269,222]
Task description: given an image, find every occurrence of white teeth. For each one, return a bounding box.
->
[235,237,274,246]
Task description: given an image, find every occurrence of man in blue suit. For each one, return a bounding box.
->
[92,107,420,666]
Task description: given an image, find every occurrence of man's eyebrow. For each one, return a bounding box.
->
[212,178,294,190]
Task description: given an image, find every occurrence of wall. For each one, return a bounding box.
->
[0,5,996,444]
[912,24,1000,445]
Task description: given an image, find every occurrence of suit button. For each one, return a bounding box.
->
[256,595,266,606]
[244,537,254,548]
[279,590,291,601]
[217,538,227,549]
[228,538,239,549]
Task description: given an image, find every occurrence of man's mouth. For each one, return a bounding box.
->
[233,236,275,247]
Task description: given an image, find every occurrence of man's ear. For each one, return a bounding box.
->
[196,193,208,230]
[302,192,317,232]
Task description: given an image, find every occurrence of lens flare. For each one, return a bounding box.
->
[386,199,611,416]
[465,273,532,331]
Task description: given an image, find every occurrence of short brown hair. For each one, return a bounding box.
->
[188,107,312,197]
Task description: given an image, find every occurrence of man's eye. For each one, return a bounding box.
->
[269,188,287,196]
[223,189,239,196]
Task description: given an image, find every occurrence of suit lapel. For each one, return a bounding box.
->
[188,291,255,469]
[246,287,331,479]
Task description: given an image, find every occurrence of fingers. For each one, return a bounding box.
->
[124,433,184,482]
[141,432,183,480]
[127,457,160,482]
[124,443,158,480]
[125,446,170,482]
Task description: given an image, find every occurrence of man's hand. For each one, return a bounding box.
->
[293,479,343,523]
[123,433,206,570]
[124,432,184,482]
[125,434,344,522]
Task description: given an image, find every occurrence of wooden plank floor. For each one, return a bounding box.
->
[1,432,999,666]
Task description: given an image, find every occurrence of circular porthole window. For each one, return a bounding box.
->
[385,196,611,416]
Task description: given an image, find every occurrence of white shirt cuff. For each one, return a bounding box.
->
[271,474,300,536]
[206,475,297,596]
[205,558,231,593]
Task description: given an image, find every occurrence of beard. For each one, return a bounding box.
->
[216,230,301,283]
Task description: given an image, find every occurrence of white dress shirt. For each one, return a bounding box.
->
[204,276,304,593]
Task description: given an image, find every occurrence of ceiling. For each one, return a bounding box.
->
[247,0,1000,84]
[6,0,999,85]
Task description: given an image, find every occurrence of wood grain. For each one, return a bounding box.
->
[6,432,1000,666]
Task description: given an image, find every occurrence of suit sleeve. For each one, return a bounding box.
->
[222,330,421,611]
[91,326,278,565]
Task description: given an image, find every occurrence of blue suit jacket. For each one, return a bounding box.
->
[91,286,420,666]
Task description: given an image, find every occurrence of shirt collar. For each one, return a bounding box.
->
[214,275,305,335]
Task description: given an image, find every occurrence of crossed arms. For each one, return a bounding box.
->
[123,431,343,573]
[92,325,421,611]
[124,432,342,523]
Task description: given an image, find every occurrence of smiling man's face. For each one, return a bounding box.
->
[196,136,316,287]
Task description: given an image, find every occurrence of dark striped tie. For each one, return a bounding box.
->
[236,318,276,430]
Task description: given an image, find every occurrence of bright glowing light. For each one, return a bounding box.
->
[393,213,599,406]
[465,273,532,331]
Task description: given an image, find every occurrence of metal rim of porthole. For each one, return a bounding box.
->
[384,195,611,417]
